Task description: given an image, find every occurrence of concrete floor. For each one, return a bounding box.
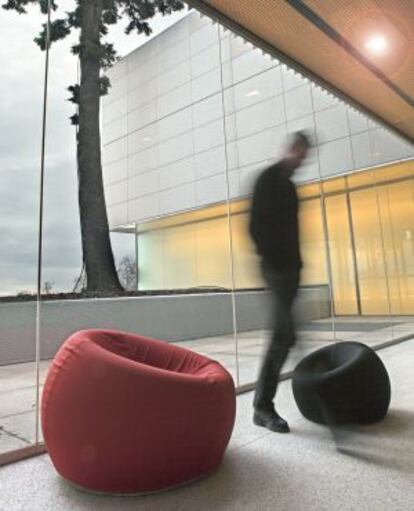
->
[0,317,412,453]
[0,339,413,511]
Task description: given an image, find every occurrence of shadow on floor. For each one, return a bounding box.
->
[296,408,414,474]
[52,448,297,510]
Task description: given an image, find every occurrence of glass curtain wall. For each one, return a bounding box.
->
[0,7,47,460]
[3,7,413,464]
[221,31,335,388]
[128,16,237,380]
[103,15,383,391]
[36,0,82,448]
[41,12,238,402]
[28,12,236,457]
[219,25,413,388]
[53,10,411,400]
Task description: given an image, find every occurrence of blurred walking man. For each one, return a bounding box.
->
[249,131,311,433]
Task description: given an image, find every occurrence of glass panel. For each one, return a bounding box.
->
[330,176,399,347]
[37,3,81,446]
[0,7,42,456]
[195,217,233,288]
[347,160,413,190]
[383,180,414,315]
[138,212,234,291]
[38,12,237,459]
[297,181,322,200]
[325,194,359,315]
[224,31,286,388]
[231,211,263,290]
[321,176,346,194]
[346,169,376,189]
[5,8,411,468]
[222,29,336,389]
[129,16,237,380]
[373,160,413,184]
[300,198,328,286]
[375,179,414,325]
[349,188,390,315]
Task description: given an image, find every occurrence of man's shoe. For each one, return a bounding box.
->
[253,410,290,433]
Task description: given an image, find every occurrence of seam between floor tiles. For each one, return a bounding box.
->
[0,426,31,445]
[0,409,36,420]
[0,385,40,395]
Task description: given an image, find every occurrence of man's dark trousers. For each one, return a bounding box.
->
[253,260,300,412]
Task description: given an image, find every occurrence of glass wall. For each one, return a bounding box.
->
[40,12,238,411]
[0,7,44,459]
[377,180,414,316]
[136,159,413,387]
[102,14,413,391]
[1,8,413,464]
[325,193,359,315]
[118,16,236,380]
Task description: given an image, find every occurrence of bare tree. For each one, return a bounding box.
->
[73,265,87,293]
[117,255,137,290]
[43,280,55,294]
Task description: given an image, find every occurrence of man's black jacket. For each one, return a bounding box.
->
[249,160,302,272]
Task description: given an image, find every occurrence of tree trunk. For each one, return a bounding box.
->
[78,0,123,292]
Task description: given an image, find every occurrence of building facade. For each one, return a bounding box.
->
[102,11,414,316]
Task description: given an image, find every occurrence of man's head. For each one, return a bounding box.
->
[286,131,311,170]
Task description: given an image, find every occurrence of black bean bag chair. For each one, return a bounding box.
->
[292,342,391,426]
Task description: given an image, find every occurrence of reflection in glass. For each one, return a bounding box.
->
[106,16,237,381]
[350,188,390,315]
[0,8,44,456]
[325,193,359,315]
[375,180,414,316]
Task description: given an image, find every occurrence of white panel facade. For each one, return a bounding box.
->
[319,137,354,177]
[235,95,285,139]
[237,124,287,168]
[194,146,226,180]
[351,132,374,169]
[158,157,195,190]
[314,104,350,143]
[102,11,414,229]
[128,195,159,223]
[128,146,157,176]
[191,68,221,103]
[159,183,195,216]
[105,180,127,207]
[103,158,128,186]
[347,108,370,134]
[284,85,313,121]
[282,66,307,92]
[128,102,157,132]
[195,173,228,206]
[287,114,316,141]
[231,48,274,85]
[193,119,224,153]
[311,84,339,111]
[129,170,158,200]
[230,66,283,113]
[192,93,222,127]
[191,44,220,78]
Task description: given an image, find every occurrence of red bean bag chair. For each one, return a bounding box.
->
[41,329,236,495]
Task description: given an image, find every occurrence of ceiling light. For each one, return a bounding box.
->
[245,90,260,98]
[366,35,387,54]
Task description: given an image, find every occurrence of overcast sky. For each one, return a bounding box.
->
[0,1,189,295]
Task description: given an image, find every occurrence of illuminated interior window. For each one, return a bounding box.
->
[136,161,413,316]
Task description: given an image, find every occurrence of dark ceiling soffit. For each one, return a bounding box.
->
[185,0,414,144]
